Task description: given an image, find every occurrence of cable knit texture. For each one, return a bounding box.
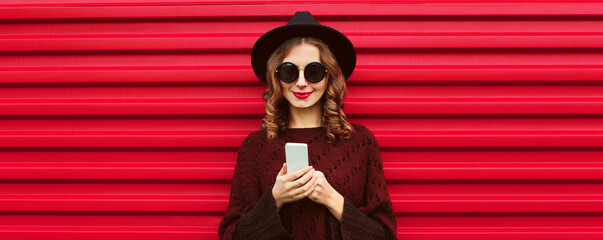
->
[219,124,397,240]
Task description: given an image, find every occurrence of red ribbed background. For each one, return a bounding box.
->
[1,1,603,239]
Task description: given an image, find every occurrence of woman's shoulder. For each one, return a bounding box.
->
[350,123,376,139]
[236,129,268,157]
[242,129,268,145]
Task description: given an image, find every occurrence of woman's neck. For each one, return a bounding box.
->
[288,101,323,129]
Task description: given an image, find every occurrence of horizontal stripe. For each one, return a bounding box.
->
[2,3,603,19]
[3,33,603,51]
[1,162,603,180]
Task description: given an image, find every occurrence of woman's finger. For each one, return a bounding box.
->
[283,166,313,182]
[290,168,315,188]
[277,163,287,176]
[288,170,316,196]
[289,174,318,201]
[298,174,318,198]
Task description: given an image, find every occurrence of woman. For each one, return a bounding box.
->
[219,11,397,240]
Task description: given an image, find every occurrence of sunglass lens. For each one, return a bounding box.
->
[305,62,326,82]
[277,63,298,83]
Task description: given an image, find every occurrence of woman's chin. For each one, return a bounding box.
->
[288,99,321,110]
[289,102,314,109]
[285,96,317,109]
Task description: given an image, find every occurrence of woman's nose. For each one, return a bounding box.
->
[295,69,308,88]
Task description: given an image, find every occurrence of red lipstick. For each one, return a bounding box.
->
[293,92,312,99]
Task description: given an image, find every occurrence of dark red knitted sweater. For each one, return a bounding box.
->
[218,124,397,240]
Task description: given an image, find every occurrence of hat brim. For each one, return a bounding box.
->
[251,23,356,84]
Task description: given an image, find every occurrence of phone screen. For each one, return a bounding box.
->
[285,142,309,173]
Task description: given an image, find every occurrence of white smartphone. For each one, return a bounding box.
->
[285,142,309,173]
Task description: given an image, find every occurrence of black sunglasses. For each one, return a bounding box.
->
[275,62,327,83]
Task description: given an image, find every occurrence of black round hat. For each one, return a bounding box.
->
[251,11,356,84]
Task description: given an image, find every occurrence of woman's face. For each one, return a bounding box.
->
[279,43,327,111]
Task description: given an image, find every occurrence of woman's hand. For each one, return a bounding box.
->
[307,171,345,221]
[272,163,318,211]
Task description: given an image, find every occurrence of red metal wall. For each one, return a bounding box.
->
[2,1,603,239]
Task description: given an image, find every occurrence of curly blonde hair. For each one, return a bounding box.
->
[261,37,354,143]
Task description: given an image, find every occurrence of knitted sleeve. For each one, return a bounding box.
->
[331,127,398,240]
[218,133,295,240]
